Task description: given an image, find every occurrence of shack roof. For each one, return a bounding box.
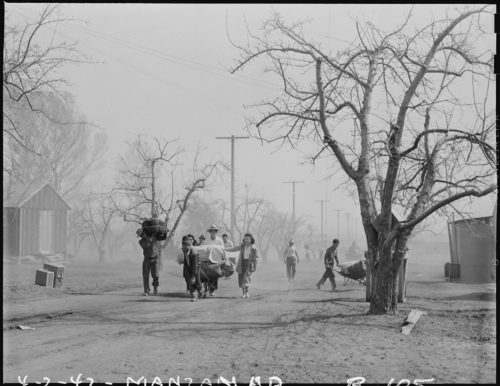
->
[3,182,70,210]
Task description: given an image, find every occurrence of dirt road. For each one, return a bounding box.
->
[3,259,496,384]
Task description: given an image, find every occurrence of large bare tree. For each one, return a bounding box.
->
[3,91,107,201]
[230,6,496,314]
[3,4,88,176]
[111,135,225,248]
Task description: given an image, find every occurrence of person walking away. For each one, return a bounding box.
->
[225,233,259,298]
[304,243,311,261]
[283,240,300,281]
[138,228,161,296]
[179,235,203,302]
[316,239,340,291]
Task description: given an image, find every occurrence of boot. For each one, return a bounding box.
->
[153,287,158,296]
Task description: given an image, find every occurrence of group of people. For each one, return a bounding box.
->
[182,227,234,249]
[282,238,341,290]
[138,224,259,301]
[138,222,342,301]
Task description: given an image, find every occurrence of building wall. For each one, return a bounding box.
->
[52,209,68,253]
[9,185,69,257]
[19,207,40,256]
[3,208,20,256]
[451,218,494,283]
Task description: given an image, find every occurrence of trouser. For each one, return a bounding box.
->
[317,267,336,288]
[184,271,202,296]
[143,258,159,292]
[238,260,252,292]
[209,278,219,293]
[286,256,297,280]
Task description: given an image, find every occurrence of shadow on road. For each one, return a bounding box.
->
[293,297,366,304]
[444,292,495,301]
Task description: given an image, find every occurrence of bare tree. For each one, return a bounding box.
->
[111,135,225,248]
[3,91,107,200]
[82,194,117,263]
[3,4,89,176]
[178,196,224,243]
[67,207,92,259]
[230,6,496,314]
[252,202,287,262]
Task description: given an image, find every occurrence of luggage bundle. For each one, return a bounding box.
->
[339,260,366,280]
[142,218,169,240]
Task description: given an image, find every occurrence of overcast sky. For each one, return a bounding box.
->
[5,3,496,243]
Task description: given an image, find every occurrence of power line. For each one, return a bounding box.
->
[8,6,247,118]
[65,23,280,91]
[8,4,281,92]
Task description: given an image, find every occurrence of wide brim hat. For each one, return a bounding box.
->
[206,225,219,232]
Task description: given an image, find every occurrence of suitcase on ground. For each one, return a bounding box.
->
[35,269,54,287]
[43,263,65,288]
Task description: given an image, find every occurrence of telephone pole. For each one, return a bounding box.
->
[215,135,250,239]
[315,199,329,250]
[345,212,351,245]
[333,209,344,239]
[283,180,304,227]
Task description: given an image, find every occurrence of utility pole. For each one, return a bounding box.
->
[345,212,351,245]
[216,135,249,239]
[283,180,304,234]
[315,199,329,250]
[333,209,344,239]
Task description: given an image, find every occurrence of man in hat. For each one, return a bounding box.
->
[206,225,224,246]
[202,225,224,296]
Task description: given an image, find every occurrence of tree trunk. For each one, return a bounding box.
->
[368,252,399,314]
[368,234,410,314]
[98,249,106,263]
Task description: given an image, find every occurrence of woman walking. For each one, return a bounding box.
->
[225,233,259,298]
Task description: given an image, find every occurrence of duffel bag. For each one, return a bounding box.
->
[142,218,169,235]
[155,231,168,241]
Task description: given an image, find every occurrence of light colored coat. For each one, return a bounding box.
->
[229,244,259,275]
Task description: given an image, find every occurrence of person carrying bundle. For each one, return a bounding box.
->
[137,228,161,296]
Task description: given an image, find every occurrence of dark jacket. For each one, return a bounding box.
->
[182,247,199,279]
[324,245,339,268]
[139,236,160,259]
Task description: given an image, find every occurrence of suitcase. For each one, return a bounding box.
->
[35,269,54,287]
[43,263,65,288]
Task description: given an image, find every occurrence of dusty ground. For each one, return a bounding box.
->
[3,255,496,384]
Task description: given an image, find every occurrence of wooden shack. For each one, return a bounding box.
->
[447,216,495,283]
[3,182,70,263]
